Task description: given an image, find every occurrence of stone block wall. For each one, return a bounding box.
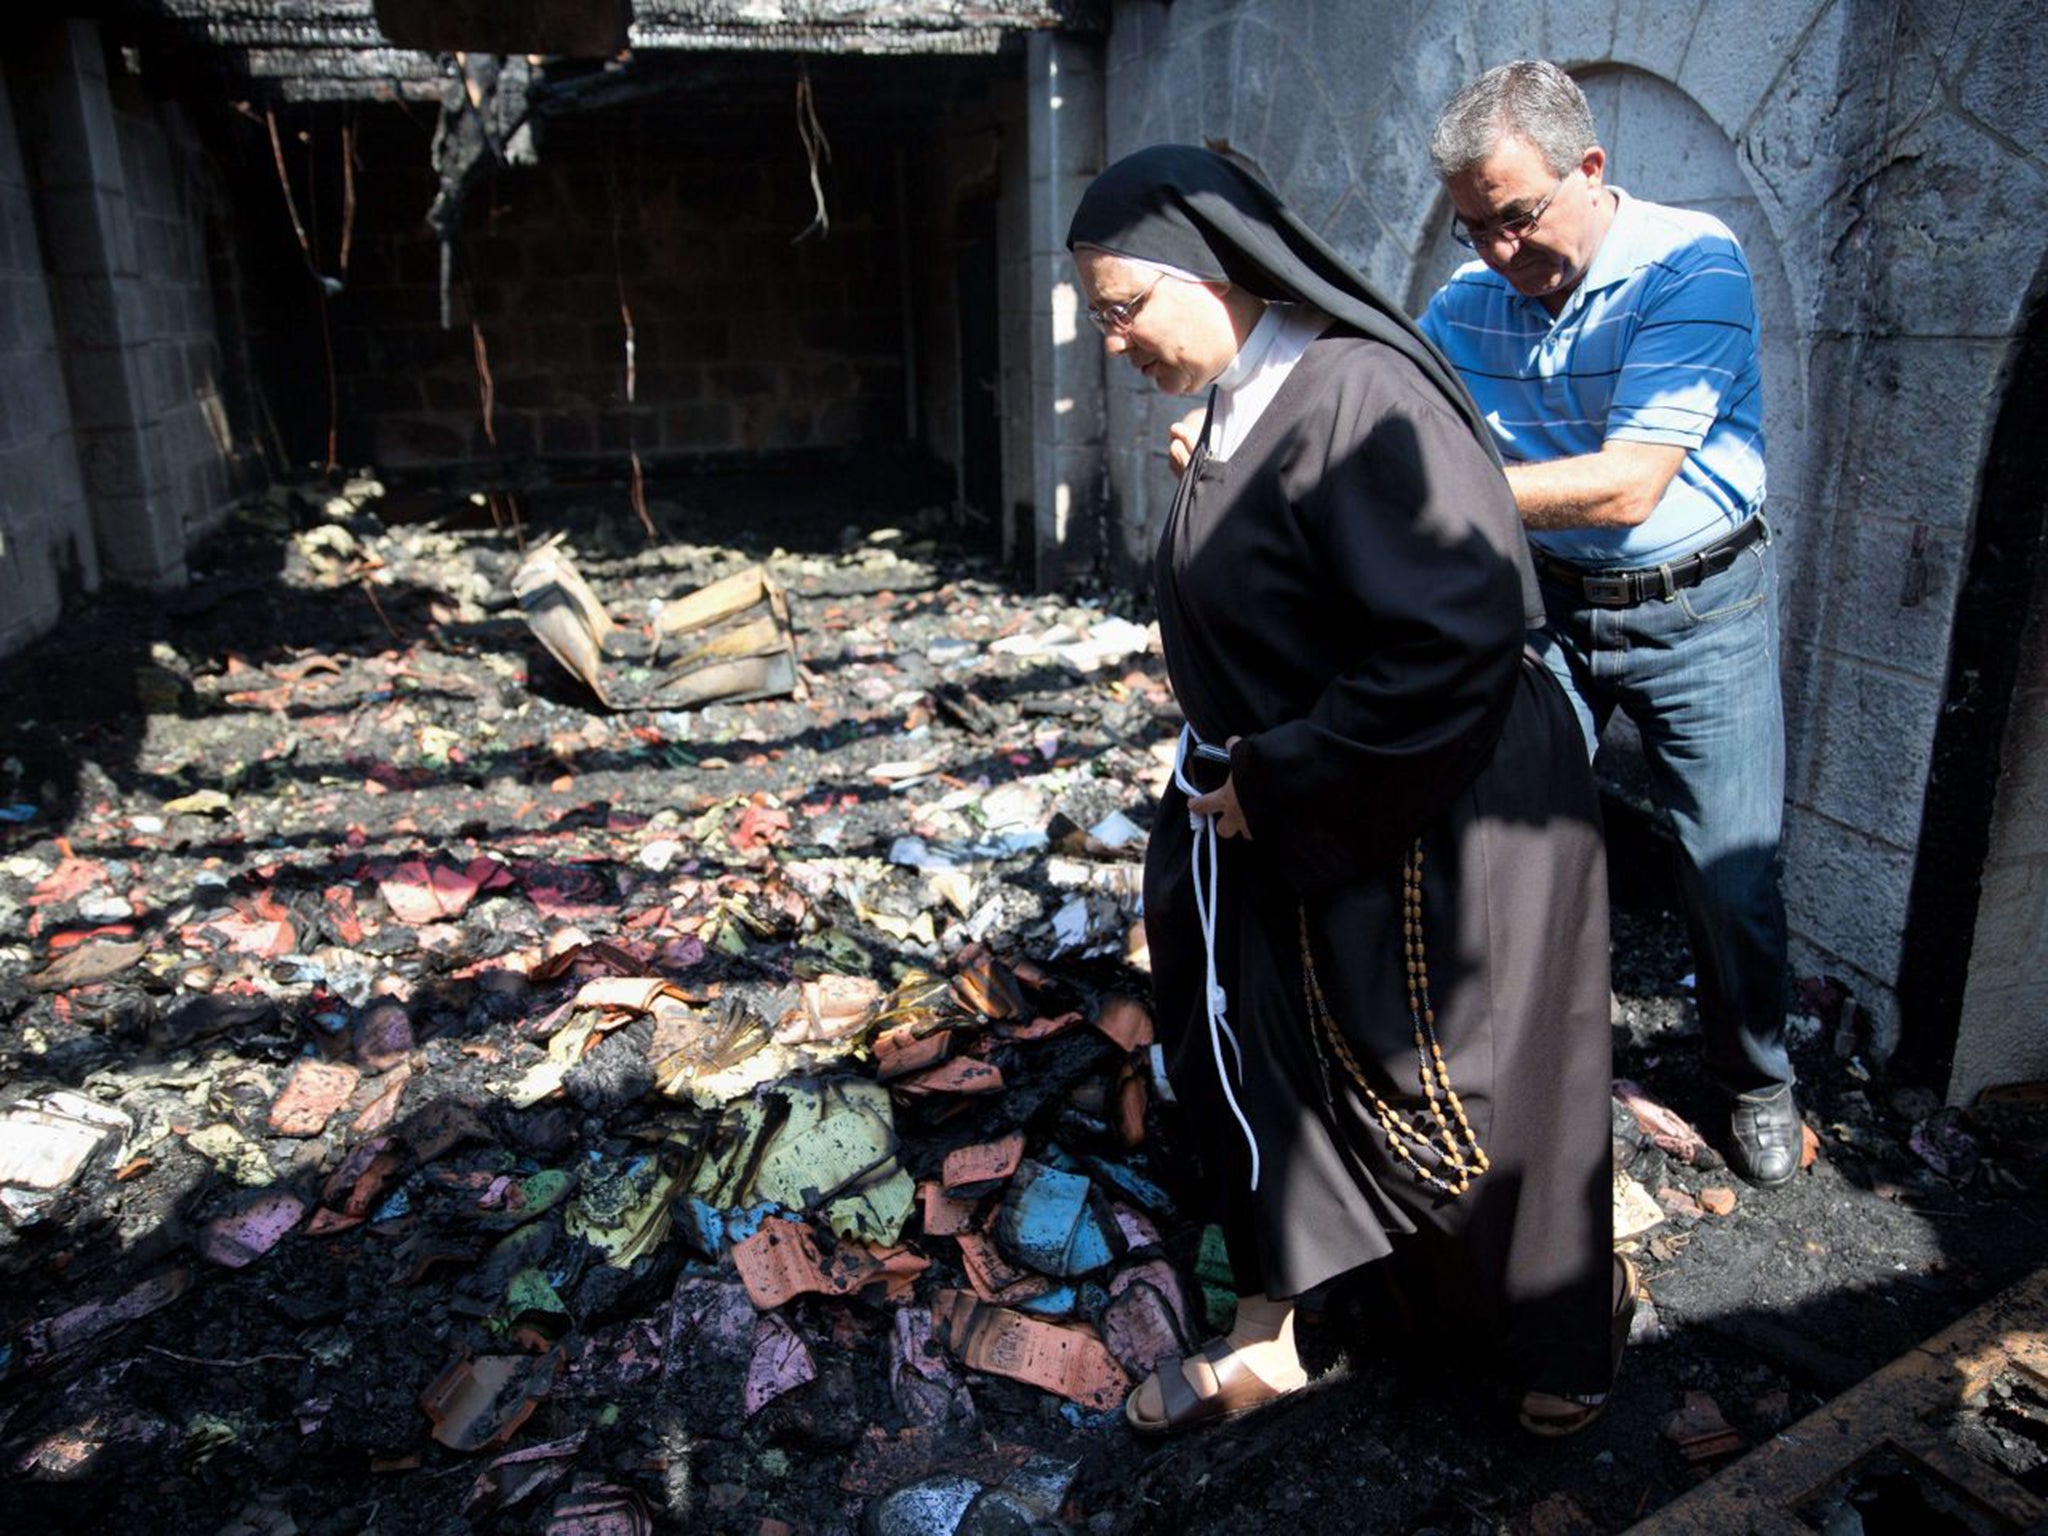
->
[4,21,239,612]
[995,93,1037,574]
[1777,0,2048,1064]
[252,103,914,476]
[112,88,237,549]
[0,66,95,656]
[1023,32,1106,588]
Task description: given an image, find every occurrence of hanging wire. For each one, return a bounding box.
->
[470,319,496,448]
[467,312,525,548]
[338,114,357,284]
[260,105,320,283]
[245,102,346,477]
[791,66,832,243]
[456,132,524,550]
[609,141,655,542]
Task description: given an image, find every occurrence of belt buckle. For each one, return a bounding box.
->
[1581,573,1634,607]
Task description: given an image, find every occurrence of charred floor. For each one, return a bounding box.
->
[1,476,2046,1536]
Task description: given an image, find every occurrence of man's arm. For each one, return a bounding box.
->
[1504,440,1688,530]
[1506,225,1760,533]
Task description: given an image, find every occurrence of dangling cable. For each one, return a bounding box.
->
[247,103,343,475]
[338,113,357,285]
[1172,724,1261,1189]
[791,66,831,243]
[609,142,655,542]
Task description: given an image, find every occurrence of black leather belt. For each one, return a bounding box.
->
[1533,517,1767,608]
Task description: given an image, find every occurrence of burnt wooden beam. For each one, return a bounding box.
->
[372,0,633,59]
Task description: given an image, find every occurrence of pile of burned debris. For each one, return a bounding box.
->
[0,477,1206,1535]
[2,476,2045,1536]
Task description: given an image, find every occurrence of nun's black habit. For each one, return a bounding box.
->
[1071,146,1615,1397]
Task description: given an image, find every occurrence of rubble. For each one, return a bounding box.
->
[199,1189,306,1268]
[1662,1390,1745,1462]
[1,479,2045,1535]
[421,1351,564,1451]
[1616,1079,1713,1165]
[515,544,799,710]
[0,1090,131,1225]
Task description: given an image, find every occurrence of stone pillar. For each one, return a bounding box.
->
[0,62,96,655]
[994,90,1035,577]
[1023,32,1106,589]
[13,20,185,588]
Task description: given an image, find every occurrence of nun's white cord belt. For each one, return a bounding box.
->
[1172,723,1261,1190]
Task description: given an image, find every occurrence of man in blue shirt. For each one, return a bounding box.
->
[1420,60,1801,1187]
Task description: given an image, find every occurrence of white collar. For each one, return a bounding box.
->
[1214,303,1295,394]
[1207,304,1328,462]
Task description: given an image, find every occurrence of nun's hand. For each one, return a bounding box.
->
[1167,408,1205,477]
[1188,776,1251,840]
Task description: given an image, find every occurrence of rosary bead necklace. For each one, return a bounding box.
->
[1299,840,1490,1196]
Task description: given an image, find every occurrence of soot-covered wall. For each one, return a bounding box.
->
[239,86,917,478]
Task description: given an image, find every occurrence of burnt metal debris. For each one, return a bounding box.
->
[1631,1268,2048,1535]
[1,480,2047,1535]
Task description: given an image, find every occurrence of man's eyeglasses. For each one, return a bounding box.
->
[1085,273,1165,333]
[1451,172,1571,251]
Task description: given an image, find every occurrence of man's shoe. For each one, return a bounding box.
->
[1728,1085,1802,1188]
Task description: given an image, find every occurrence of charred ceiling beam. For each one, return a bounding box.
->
[98,2,440,101]
[629,1,1105,34]
[629,25,1006,55]
[372,0,634,59]
[96,0,1102,326]
[114,0,1106,101]
[169,20,392,48]
[235,46,442,82]
[253,77,448,103]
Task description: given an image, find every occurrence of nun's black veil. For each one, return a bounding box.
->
[1067,144,1499,465]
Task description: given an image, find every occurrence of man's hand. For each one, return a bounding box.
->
[1167,407,1206,477]
[1505,440,1688,530]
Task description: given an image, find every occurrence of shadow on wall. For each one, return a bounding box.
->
[1900,273,2048,1096]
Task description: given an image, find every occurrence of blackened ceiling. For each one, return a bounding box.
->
[104,0,1107,102]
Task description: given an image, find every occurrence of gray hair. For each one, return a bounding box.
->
[1428,60,1598,179]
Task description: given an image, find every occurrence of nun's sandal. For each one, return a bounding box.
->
[1124,1337,1303,1435]
[1518,1255,1639,1437]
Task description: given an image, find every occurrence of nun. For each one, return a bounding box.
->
[1067,145,1629,1436]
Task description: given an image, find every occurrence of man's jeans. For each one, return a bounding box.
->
[1534,527,1794,1096]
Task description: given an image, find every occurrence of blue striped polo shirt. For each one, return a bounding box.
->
[1420,189,1767,566]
